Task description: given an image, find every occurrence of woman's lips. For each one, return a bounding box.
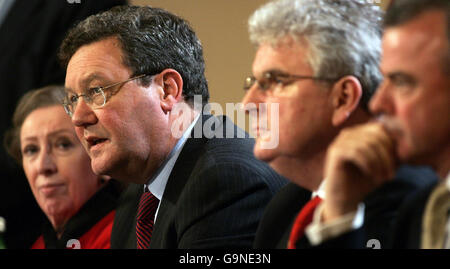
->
[39,183,65,196]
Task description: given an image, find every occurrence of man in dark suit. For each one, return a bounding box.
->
[111,114,286,248]
[58,6,287,249]
[315,0,449,249]
[255,168,437,249]
[0,0,126,249]
[242,0,437,249]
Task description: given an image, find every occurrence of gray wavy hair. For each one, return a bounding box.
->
[248,0,383,109]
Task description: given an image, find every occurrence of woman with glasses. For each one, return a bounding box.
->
[4,85,123,249]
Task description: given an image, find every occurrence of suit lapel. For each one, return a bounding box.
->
[150,114,213,248]
[111,183,142,249]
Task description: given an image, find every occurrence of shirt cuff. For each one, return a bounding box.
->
[305,202,365,246]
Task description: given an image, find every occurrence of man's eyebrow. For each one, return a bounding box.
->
[257,68,287,79]
[65,73,106,92]
[386,71,414,81]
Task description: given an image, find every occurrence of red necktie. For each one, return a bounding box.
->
[136,191,159,249]
[287,196,322,249]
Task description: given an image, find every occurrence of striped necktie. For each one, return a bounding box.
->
[136,190,159,249]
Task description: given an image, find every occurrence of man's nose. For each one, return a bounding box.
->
[71,98,98,127]
[369,80,394,116]
[241,85,262,114]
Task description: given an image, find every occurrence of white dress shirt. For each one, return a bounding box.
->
[143,115,200,223]
[306,171,450,248]
[305,179,365,246]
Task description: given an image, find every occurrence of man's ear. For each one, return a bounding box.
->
[330,75,362,126]
[156,69,183,113]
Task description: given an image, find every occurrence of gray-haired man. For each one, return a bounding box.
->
[242,0,437,249]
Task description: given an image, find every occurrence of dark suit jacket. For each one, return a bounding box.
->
[389,182,437,249]
[111,115,288,249]
[252,182,311,249]
[253,165,439,249]
[311,168,439,249]
[0,0,127,249]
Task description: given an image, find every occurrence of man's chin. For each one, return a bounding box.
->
[253,144,276,163]
[91,158,111,177]
[395,140,416,163]
[254,147,290,177]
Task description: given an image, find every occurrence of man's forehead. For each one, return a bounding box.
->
[383,11,447,59]
[381,14,447,73]
[384,29,442,57]
[65,38,132,92]
[64,72,109,93]
[252,39,311,76]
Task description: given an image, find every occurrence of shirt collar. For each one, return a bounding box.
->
[312,179,326,200]
[144,114,200,200]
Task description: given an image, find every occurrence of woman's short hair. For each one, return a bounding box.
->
[4,85,66,164]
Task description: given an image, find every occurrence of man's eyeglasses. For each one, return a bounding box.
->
[243,71,338,91]
[62,74,150,117]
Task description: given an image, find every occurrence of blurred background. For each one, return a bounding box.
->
[131,0,392,128]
